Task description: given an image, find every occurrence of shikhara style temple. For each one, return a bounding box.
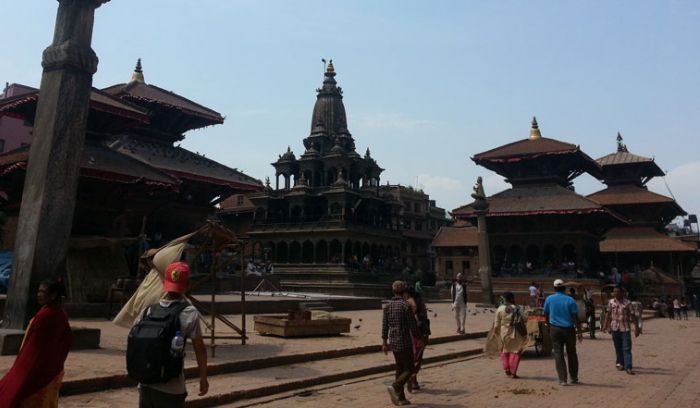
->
[223,61,446,296]
[0,60,261,301]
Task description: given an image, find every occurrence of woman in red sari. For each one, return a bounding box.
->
[0,278,72,408]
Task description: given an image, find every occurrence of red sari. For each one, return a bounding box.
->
[0,303,72,408]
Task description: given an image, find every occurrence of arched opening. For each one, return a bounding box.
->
[344,240,353,264]
[526,245,540,271]
[276,242,288,263]
[330,240,342,263]
[264,241,275,262]
[253,241,264,261]
[492,245,506,274]
[316,240,328,263]
[543,244,558,273]
[302,241,314,263]
[289,241,301,263]
[561,244,577,271]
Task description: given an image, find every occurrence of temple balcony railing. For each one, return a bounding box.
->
[250,216,402,237]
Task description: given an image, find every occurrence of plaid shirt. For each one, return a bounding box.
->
[607,298,633,332]
[382,296,419,352]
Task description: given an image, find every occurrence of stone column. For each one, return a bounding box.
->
[3,0,107,330]
[471,177,493,306]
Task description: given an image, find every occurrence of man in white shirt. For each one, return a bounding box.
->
[529,282,538,307]
[451,273,468,334]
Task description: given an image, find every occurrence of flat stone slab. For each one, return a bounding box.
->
[254,315,351,337]
[0,326,101,355]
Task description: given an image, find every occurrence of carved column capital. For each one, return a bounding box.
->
[42,40,98,74]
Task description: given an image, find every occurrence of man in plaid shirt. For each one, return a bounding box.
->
[603,286,640,375]
[382,281,420,406]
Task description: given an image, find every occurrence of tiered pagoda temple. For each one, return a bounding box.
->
[588,133,695,279]
[241,61,403,296]
[0,60,261,301]
[452,118,625,278]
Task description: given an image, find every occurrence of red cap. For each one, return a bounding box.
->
[164,262,190,293]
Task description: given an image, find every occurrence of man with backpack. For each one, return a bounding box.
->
[128,261,209,407]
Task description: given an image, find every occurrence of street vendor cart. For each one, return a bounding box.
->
[527,308,552,356]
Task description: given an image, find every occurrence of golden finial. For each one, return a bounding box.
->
[327,59,335,73]
[529,116,541,140]
[130,58,145,83]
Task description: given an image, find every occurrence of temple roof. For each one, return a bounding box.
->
[587,184,683,209]
[452,184,625,221]
[107,136,262,190]
[471,118,601,184]
[0,142,179,188]
[102,60,224,133]
[600,227,697,253]
[0,87,150,126]
[595,133,665,183]
[310,60,350,137]
[431,226,478,247]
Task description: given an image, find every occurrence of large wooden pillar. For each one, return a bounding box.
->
[3,0,107,329]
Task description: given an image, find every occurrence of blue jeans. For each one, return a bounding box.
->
[612,330,632,370]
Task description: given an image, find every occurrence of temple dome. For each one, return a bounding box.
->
[310,60,349,137]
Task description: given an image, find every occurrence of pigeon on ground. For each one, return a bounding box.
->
[358,318,363,322]
[354,325,361,330]
[433,313,438,318]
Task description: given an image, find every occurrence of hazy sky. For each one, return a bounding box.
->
[2,1,699,220]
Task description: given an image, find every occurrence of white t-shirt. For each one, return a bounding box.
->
[135,298,202,395]
[529,285,537,297]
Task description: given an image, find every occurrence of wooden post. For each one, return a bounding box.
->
[3,0,108,329]
[240,241,246,345]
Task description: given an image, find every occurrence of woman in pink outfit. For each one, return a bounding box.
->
[491,292,529,378]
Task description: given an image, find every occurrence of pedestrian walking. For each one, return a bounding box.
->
[128,262,208,408]
[602,286,639,375]
[693,294,700,318]
[536,284,545,308]
[680,297,689,320]
[673,297,681,320]
[529,282,538,308]
[451,273,468,334]
[0,278,72,408]
[630,296,643,334]
[382,281,420,406]
[544,279,583,386]
[492,292,528,379]
[404,287,430,392]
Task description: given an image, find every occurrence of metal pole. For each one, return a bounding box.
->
[240,241,246,345]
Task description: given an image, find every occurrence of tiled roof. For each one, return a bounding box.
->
[0,88,150,124]
[108,136,262,190]
[472,137,580,161]
[431,226,478,247]
[0,143,179,187]
[587,185,675,205]
[452,185,623,220]
[102,81,223,125]
[597,151,653,166]
[600,227,697,253]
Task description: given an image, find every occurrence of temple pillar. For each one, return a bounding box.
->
[3,0,106,330]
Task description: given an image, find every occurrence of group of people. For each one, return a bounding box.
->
[653,296,694,320]
[0,262,209,408]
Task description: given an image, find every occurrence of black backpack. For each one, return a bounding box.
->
[127,301,189,384]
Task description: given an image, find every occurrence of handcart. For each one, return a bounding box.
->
[527,308,552,356]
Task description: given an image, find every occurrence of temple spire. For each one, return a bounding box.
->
[616,132,628,152]
[131,58,145,83]
[529,116,541,140]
